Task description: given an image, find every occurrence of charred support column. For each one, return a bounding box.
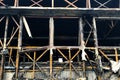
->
[49,18,54,79]
[0,17,9,80]
[115,48,118,62]
[69,48,72,79]
[15,16,23,79]
[93,18,99,56]
[93,18,101,80]
[14,0,19,7]
[49,1,54,79]
[79,18,87,79]
[52,0,54,7]
[78,18,83,62]
[33,51,36,79]
[86,0,91,8]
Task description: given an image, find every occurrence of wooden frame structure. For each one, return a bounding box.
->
[0,0,120,80]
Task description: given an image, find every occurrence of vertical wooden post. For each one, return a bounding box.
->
[8,48,12,65]
[82,60,86,78]
[14,0,19,7]
[50,1,54,78]
[50,49,53,79]
[0,17,9,80]
[79,18,84,49]
[15,16,23,79]
[3,17,9,49]
[86,0,91,8]
[69,48,72,79]
[0,55,4,80]
[115,48,118,62]
[93,17,101,80]
[49,18,54,79]
[79,18,86,78]
[78,18,82,62]
[93,17,99,57]
[33,51,36,79]
[52,0,54,8]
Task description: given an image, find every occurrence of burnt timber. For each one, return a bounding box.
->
[0,7,120,17]
[0,0,120,80]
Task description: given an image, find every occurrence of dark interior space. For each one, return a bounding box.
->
[22,18,49,46]
[96,19,120,46]
[54,18,79,46]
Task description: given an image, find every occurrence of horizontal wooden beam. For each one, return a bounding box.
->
[0,7,120,17]
[1,46,120,50]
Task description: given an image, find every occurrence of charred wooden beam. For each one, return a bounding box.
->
[0,7,120,17]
